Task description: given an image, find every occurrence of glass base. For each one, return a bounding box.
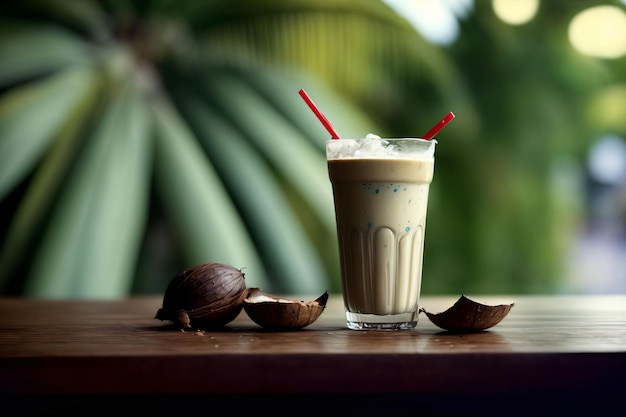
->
[345,311,418,330]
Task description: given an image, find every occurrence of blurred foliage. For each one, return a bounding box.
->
[0,0,624,298]
[433,0,626,294]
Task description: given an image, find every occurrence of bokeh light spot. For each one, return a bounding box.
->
[492,0,539,25]
[568,6,626,59]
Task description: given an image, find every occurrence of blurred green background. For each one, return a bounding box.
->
[1,0,625,299]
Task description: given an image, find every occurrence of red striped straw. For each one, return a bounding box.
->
[422,111,455,140]
[298,89,341,139]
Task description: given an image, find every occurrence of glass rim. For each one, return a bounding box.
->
[326,138,435,143]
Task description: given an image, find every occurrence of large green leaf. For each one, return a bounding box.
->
[237,65,382,145]
[24,85,152,298]
[0,66,97,201]
[170,81,329,294]
[204,72,337,235]
[150,98,271,291]
[0,24,92,87]
[0,67,101,291]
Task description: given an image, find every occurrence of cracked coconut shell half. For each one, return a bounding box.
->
[243,291,329,330]
[420,295,514,333]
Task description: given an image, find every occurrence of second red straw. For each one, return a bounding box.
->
[422,111,455,140]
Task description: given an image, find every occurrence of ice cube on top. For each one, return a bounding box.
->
[326,134,435,159]
[327,139,359,157]
[355,137,387,157]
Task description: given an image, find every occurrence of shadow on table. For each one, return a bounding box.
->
[3,390,622,417]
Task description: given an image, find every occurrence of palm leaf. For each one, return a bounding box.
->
[150,97,271,291]
[0,67,101,290]
[0,23,92,87]
[0,66,97,201]
[24,85,151,298]
[168,79,328,294]
[202,72,336,232]
[237,65,382,141]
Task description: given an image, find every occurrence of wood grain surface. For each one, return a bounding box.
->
[1,294,624,416]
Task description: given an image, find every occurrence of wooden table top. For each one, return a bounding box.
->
[1,294,625,415]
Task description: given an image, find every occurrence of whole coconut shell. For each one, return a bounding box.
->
[155,263,256,329]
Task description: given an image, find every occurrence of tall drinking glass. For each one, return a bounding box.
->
[326,138,436,330]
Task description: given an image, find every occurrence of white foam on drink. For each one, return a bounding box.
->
[326,134,436,160]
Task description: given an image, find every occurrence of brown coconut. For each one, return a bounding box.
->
[420,294,514,333]
[243,291,329,330]
[155,262,258,330]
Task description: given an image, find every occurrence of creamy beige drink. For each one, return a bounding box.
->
[327,137,435,330]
